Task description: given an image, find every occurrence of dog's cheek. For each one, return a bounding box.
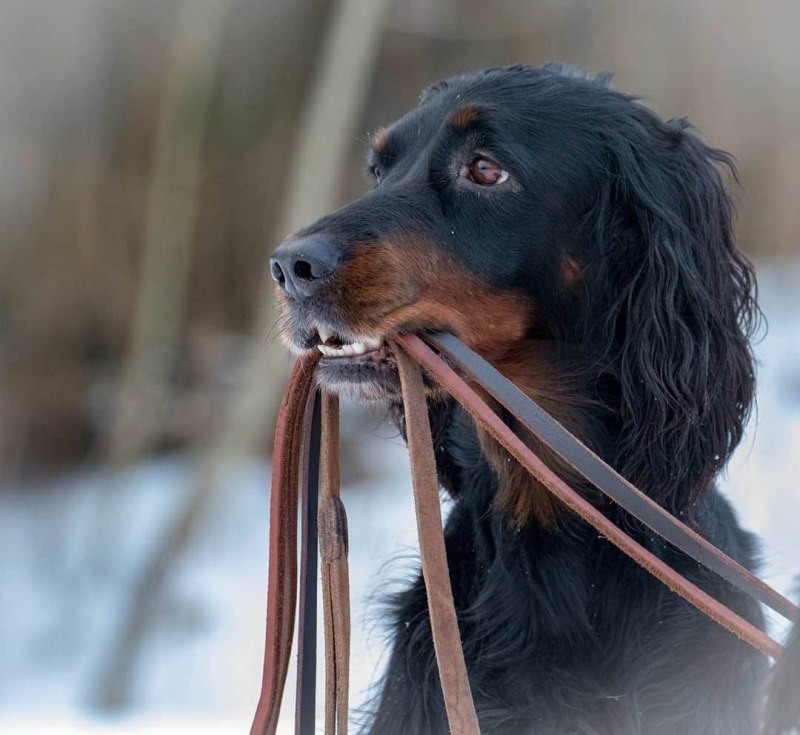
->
[317,236,536,356]
[358,238,536,355]
[408,244,536,357]
[419,283,534,359]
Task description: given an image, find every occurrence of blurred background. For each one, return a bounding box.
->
[1,0,799,732]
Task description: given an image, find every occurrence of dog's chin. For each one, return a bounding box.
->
[315,345,402,403]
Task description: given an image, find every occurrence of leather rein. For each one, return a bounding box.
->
[250,332,797,735]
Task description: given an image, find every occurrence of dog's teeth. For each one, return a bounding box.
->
[317,336,383,358]
[362,336,383,349]
[318,325,332,343]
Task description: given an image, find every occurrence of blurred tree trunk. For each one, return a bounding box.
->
[107,0,233,466]
[213,0,396,459]
[94,0,394,710]
[94,0,234,707]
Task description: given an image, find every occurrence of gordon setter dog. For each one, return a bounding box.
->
[271,64,799,734]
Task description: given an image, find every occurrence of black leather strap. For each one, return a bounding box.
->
[426,331,798,622]
[295,391,322,735]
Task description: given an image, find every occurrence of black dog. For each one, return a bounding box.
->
[271,64,797,734]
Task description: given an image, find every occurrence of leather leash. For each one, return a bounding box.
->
[394,333,784,660]
[251,331,789,735]
[425,332,799,623]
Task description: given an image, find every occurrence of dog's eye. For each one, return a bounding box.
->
[464,157,509,186]
[370,165,383,184]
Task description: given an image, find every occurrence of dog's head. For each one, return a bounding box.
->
[272,63,758,512]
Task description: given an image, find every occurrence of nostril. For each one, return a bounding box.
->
[294,259,314,281]
[271,235,339,298]
[270,260,285,285]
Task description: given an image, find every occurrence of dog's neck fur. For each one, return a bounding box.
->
[394,341,617,530]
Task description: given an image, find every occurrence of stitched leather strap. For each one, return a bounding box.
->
[318,392,351,734]
[395,333,783,660]
[393,343,482,735]
[250,353,319,735]
[425,331,799,624]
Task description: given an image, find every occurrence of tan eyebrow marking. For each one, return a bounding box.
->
[373,127,390,152]
[449,105,482,128]
[561,255,584,291]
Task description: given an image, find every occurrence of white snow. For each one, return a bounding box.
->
[0,261,797,734]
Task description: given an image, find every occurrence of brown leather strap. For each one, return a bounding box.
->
[318,392,351,734]
[393,342,482,734]
[250,353,320,735]
[395,333,783,660]
[426,331,799,623]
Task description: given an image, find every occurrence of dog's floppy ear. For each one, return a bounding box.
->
[588,111,759,516]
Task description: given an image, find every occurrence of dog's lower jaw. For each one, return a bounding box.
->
[314,345,449,404]
[311,342,397,402]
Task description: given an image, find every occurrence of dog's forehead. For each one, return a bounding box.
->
[370,66,613,177]
[381,98,458,152]
[380,67,573,153]
[377,79,496,156]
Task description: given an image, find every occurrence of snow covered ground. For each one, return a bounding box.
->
[1,260,798,734]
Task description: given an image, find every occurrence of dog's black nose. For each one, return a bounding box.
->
[270,235,340,299]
